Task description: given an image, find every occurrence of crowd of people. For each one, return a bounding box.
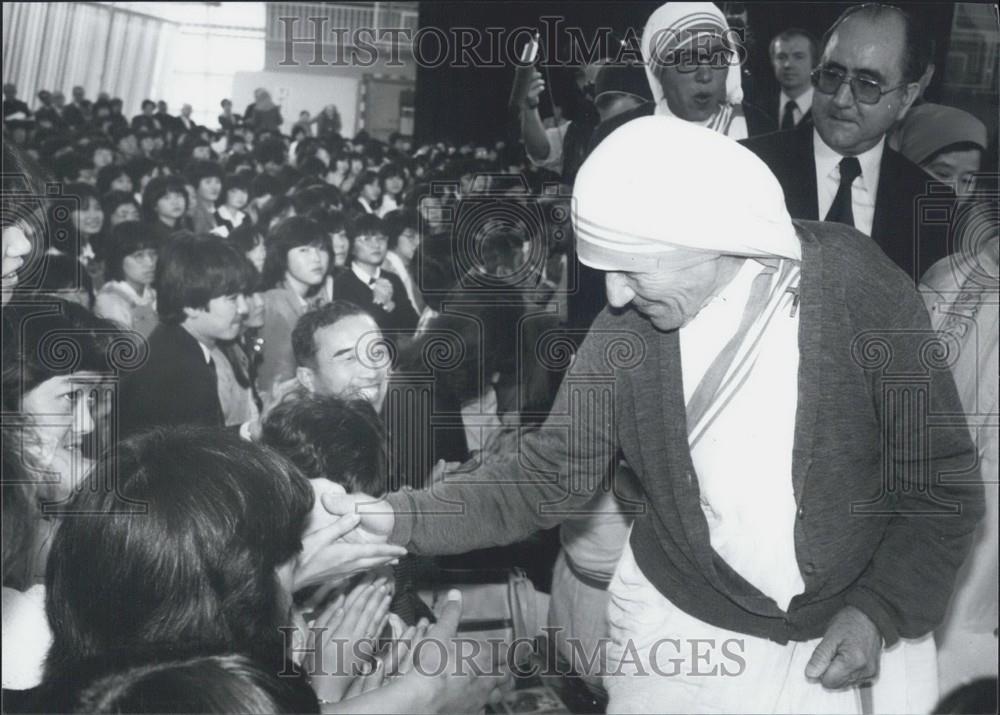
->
[1,2,997,714]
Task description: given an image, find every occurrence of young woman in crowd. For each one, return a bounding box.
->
[258,216,331,395]
[95,164,133,196]
[93,220,159,336]
[186,159,225,234]
[380,209,423,314]
[101,190,141,228]
[376,163,406,217]
[213,172,251,235]
[140,174,191,234]
[61,182,106,286]
[1,143,37,305]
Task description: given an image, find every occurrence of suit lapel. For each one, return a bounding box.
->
[784,123,820,220]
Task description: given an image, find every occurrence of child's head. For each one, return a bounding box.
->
[262,393,386,496]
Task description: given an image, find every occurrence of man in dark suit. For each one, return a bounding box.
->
[119,235,253,436]
[769,29,818,129]
[742,4,952,282]
[333,214,418,336]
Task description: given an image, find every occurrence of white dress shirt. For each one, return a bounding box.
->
[813,130,884,237]
[778,86,813,127]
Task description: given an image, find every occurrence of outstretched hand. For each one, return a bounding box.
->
[321,490,397,546]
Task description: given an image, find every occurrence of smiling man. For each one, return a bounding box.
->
[119,234,254,435]
[743,3,953,282]
[321,116,982,713]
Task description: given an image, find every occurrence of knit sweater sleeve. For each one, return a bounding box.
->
[842,269,984,646]
[386,312,624,553]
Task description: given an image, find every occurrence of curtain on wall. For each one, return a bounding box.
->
[2,2,177,116]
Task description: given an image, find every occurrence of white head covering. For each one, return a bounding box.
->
[572,116,800,270]
[641,2,744,118]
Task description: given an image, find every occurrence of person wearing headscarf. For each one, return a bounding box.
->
[319,116,983,713]
[919,188,998,696]
[891,103,989,198]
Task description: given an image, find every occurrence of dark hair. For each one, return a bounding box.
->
[250,173,282,201]
[140,175,189,224]
[184,159,224,188]
[16,252,95,306]
[104,221,159,282]
[254,137,287,167]
[378,163,404,194]
[155,234,253,323]
[382,209,418,249]
[96,165,132,196]
[356,169,379,191]
[44,427,314,680]
[124,157,159,187]
[770,28,820,66]
[262,394,386,496]
[63,181,102,211]
[56,652,319,714]
[101,190,140,221]
[226,221,264,256]
[2,434,35,590]
[1,299,120,412]
[306,208,347,236]
[347,213,386,242]
[221,172,251,203]
[822,3,928,83]
[141,99,155,110]
[933,678,998,715]
[261,216,329,290]
[291,300,373,368]
[53,153,94,182]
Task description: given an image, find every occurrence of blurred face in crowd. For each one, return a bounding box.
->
[246,238,266,273]
[72,86,85,102]
[771,34,814,95]
[192,145,211,161]
[922,146,982,198]
[197,176,222,204]
[118,134,139,157]
[329,230,350,267]
[183,292,248,345]
[384,174,404,196]
[111,173,133,193]
[351,232,388,268]
[285,243,329,287]
[75,198,104,237]
[21,372,98,495]
[156,189,187,225]
[393,227,420,262]
[2,224,33,303]
[812,12,919,156]
[122,247,157,290]
[225,187,249,211]
[243,291,265,329]
[361,179,381,203]
[108,202,140,227]
[297,313,389,410]
[140,135,156,155]
[604,248,743,332]
[92,147,114,169]
[655,30,730,122]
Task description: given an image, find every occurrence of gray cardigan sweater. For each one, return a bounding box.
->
[387,220,984,646]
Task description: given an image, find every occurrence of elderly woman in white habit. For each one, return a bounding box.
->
[319,116,984,715]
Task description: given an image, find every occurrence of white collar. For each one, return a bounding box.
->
[779,86,813,113]
[813,129,884,192]
[351,262,380,286]
[109,280,156,306]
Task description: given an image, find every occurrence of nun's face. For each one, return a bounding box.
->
[604,250,742,331]
[657,55,729,122]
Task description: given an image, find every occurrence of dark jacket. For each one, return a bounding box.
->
[741,121,954,282]
[119,322,225,435]
[387,219,983,647]
[333,268,418,336]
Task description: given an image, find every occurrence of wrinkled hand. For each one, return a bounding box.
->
[295,482,406,590]
[310,574,394,704]
[403,591,511,713]
[321,490,397,547]
[805,606,882,689]
[372,278,395,311]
